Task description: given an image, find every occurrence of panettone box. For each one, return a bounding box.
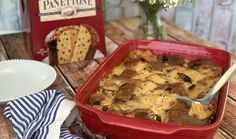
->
[20,0,106,65]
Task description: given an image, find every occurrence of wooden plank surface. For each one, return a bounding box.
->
[229,78,236,100]
[58,60,100,90]
[220,98,236,138]
[0,34,30,60]
[50,67,75,100]
[0,17,236,139]
[0,39,7,61]
[0,106,15,139]
[0,34,15,139]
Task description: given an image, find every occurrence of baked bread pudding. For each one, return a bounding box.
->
[88,50,222,126]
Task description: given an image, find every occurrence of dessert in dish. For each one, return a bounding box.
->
[46,24,99,65]
[88,50,222,126]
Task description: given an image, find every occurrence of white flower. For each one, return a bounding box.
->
[149,0,157,4]
[138,0,157,5]
[137,0,193,10]
[170,0,179,7]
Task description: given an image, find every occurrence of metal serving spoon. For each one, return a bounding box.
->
[177,63,236,105]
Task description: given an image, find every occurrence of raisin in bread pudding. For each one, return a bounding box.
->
[88,50,223,126]
[46,25,99,65]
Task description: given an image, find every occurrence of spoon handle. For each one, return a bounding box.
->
[205,63,236,101]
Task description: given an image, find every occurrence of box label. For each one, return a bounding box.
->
[38,0,96,22]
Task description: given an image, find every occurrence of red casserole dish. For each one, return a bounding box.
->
[75,40,231,139]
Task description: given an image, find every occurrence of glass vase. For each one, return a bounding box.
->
[135,2,167,40]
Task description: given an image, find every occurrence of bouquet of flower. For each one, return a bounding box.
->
[135,0,193,39]
[138,0,193,10]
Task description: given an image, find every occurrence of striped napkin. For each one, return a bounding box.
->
[3,90,83,139]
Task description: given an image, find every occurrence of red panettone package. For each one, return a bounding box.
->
[20,0,106,65]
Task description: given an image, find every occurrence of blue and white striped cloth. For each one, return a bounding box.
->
[4,90,83,139]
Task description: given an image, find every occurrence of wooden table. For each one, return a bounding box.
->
[0,18,236,139]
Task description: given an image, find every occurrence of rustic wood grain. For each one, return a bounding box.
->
[49,67,75,100]
[219,98,236,138]
[0,37,15,139]
[0,34,30,60]
[117,18,139,33]
[58,60,100,91]
[216,128,234,139]
[161,19,217,48]
[117,17,189,41]
[229,77,236,100]
[0,39,8,61]
[105,20,137,45]
[0,105,15,139]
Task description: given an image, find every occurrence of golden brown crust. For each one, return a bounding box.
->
[88,50,222,126]
[46,40,58,65]
[83,24,99,60]
[45,29,58,65]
